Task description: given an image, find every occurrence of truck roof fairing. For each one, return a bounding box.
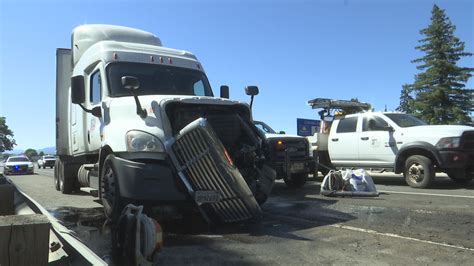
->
[72,24,162,67]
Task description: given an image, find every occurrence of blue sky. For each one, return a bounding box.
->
[0,0,472,150]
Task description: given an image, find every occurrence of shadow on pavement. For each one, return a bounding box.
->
[161,180,356,247]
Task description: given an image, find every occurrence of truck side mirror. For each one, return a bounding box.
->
[245,86,259,96]
[220,85,229,99]
[71,75,85,104]
[121,76,140,90]
[121,76,147,118]
[245,85,259,110]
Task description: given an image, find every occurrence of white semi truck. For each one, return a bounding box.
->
[55,24,275,223]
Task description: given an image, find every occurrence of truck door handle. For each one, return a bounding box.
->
[360,137,369,140]
[331,138,339,142]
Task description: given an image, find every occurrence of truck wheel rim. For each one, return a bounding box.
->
[408,163,424,183]
[103,166,116,208]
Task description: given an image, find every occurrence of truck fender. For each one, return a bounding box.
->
[394,141,441,173]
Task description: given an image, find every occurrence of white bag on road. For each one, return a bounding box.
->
[341,169,377,193]
[320,169,379,197]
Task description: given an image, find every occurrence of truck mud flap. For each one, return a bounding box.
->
[167,118,262,223]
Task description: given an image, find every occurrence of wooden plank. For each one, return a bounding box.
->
[0,214,50,266]
[0,184,14,215]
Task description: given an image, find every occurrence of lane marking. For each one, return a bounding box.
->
[331,224,474,252]
[378,190,474,199]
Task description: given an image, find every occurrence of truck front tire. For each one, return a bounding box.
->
[284,173,308,188]
[101,154,124,221]
[404,155,435,188]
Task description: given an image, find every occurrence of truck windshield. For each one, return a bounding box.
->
[107,62,213,97]
[385,113,427,127]
[254,121,277,134]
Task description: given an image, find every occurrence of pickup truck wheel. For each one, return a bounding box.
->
[284,173,307,188]
[404,155,434,188]
[101,154,124,221]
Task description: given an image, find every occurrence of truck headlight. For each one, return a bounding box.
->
[126,131,165,152]
[28,163,34,168]
[436,137,461,149]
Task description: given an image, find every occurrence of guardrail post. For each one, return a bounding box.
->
[0,214,50,266]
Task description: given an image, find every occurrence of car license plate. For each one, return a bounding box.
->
[291,162,304,172]
[195,190,221,205]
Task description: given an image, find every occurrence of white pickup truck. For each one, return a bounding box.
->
[37,155,56,169]
[308,98,474,188]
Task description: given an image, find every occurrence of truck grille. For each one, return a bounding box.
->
[170,118,261,223]
[462,131,474,150]
[271,138,308,160]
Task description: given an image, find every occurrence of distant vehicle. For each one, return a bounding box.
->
[307,98,474,188]
[254,120,315,188]
[37,155,56,169]
[3,156,35,175]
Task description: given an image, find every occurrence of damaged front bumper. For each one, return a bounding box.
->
[167,118,263,223]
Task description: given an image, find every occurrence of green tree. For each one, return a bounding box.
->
[0,117,16,152]
[396,84,415,113]
[24,148,38,159]
[39,151,45,156]
[405,5,472,124]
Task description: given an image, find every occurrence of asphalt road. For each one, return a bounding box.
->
[4,167,474,265]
